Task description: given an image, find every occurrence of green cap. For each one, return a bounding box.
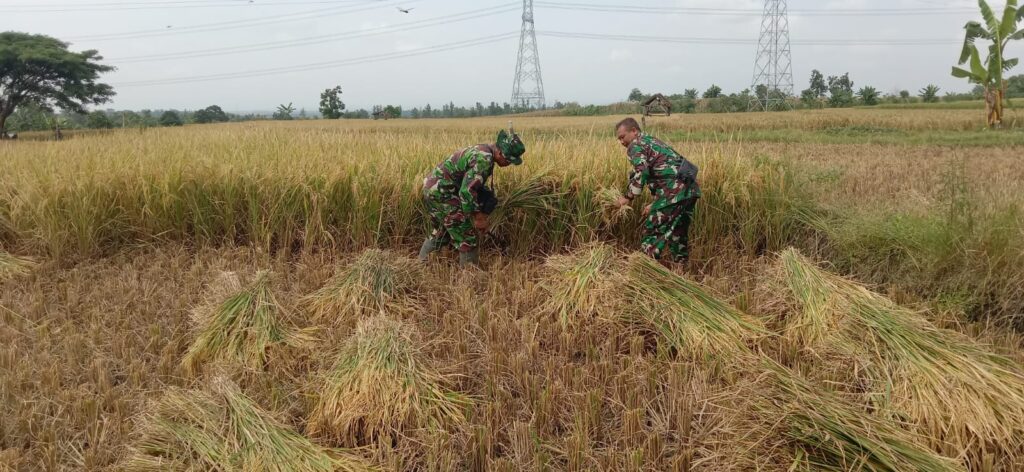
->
[496,129,525,165]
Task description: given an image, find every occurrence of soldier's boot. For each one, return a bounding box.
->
[459,248,481,268]
[418,237,440,262]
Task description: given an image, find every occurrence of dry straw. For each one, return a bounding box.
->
[0,251,34,280]
[182,271,313,375]
[307,316,467,447]
[756,361,962,472]
[123,377,370,472]
[303,248,422,322]
[541,243,621,327]
[623,254,767,359]
[594,187,633,223]
[780,248,1024,465]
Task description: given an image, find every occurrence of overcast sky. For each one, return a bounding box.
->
[8,0,1023,112]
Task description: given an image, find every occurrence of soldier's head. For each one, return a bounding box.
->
[615,117,642,148]
[495,129,526,167]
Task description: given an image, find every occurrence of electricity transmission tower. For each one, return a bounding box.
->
[749,0,794,111]
[511,0,545,109]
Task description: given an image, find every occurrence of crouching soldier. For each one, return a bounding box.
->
[613,117,701,265]
[418,129,526,267]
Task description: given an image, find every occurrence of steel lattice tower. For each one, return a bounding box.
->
[511,0,545,109]
[749,0,794,111]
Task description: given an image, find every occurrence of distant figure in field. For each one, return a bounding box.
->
[418,128,526,267]
[613,117,700,265]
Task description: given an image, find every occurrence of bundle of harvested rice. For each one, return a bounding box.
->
[304,249,421,322]
[757,361,962,472]
[182,271,312,374]
[624,254,767,359]
[124,377,369,472]
[594,187,633,223]
[0,251,34,280]
[541,243,621,327]
[307,316,466,447]
[781,248,1024,464]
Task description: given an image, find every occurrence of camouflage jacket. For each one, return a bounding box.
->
[624,133,700,210]
[423,144,496,215]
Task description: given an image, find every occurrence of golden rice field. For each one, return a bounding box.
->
[2,109,1024,471]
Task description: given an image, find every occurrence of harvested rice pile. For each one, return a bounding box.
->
[780,248,1024,468]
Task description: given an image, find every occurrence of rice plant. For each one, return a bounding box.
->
[757,361,962,472]
[781,248,1024,463]
[307,316,467,447]
[593,187,632,223]
[541,243,621,327]
[0,250,34,280]
[303,248,422,322]
[182,271,312,374]
[623,254,768,359]
[123,377,370,472]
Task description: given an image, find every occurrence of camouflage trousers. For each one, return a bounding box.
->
[424,195,478,253]
[641,197,697,263]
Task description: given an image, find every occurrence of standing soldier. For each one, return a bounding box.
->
[418,128,526,267]
[613,117,700,265]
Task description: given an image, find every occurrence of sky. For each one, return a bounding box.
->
[7,0,1023,112]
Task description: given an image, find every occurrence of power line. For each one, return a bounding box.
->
[534,1,974,16]
[112,32,520,87]
[110,3,520,63]
[64,0,417,41]
[0,0,388,13]
[536,31,961,46]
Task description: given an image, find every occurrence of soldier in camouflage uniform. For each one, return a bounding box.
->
[418,129,526,267]
[614,117,700,264]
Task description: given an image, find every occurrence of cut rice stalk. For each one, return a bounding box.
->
[594,187,633,223]
[624,254,768,359]
[308,316,467,447]
[542,243,621,327]
[303,248,421,322]
[123,377,370,472]
[182,271,312,375]
[758,361,963,472]
[781,248,1024,462]
[0,251,34,280]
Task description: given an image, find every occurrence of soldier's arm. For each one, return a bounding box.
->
[459,150,491,215]
[624,143,649,200]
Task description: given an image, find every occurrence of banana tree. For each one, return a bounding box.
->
[952,0,1024,127]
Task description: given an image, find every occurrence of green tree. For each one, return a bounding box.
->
[159,110,183,127]
[702,84,722,99]
[0,32,114,138]
[827,73,855,107]
[683,88,699,99]
[319,86,345,119]
[899,90,912,102]
[86,110,113,129]
[919,84,941,103]
[857,86,880,106]
[628,88,644,102]
[193,105,229,124]
[1008,74,1024,97]
[800,89,819,108]
[273,102,295,120]
[809,69,828,97]
[951,0,1023,127]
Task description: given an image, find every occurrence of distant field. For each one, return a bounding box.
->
[2,109,1024,471]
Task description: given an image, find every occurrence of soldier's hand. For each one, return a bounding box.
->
[644,203,653,214]
[472,212,489,231]
[616,196,631,208]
